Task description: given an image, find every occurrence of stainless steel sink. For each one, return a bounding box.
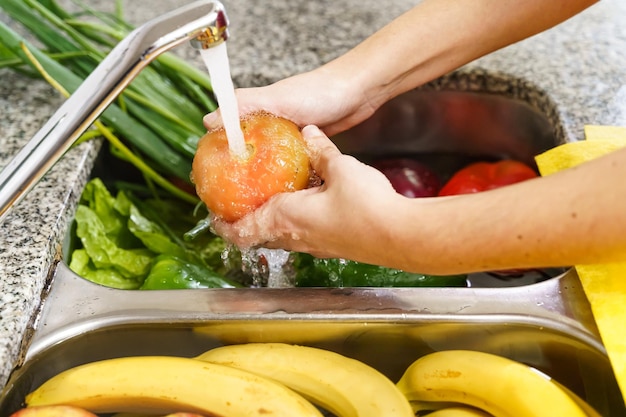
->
[333,88,558,167]
[2,87,623,416]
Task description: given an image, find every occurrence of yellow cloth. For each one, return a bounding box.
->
[534,125,626,404]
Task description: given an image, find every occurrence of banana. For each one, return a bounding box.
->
[193,321,379,345]
[425,406,493,417]
[396,350,588,417]
[25,355,323,417]
[551,379,603,417]
[196,342,414,417]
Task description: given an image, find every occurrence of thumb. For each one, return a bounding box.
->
[203,109,223,131]
[302,125,342,179]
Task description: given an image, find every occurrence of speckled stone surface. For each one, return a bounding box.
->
[0,0,624,389]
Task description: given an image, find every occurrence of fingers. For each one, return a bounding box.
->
[301,125,342,179]
[210,124,339,251]
[211,193,286,249]
[203,109,223,131]
[212,184,322,251]
[203,87,285,132]
[211,211,266,249]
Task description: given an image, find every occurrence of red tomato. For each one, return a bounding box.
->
[438,160,538,196]
[192,112,310,222]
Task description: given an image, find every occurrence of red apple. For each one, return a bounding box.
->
[373,158,441,198]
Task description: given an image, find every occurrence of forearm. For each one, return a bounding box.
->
[325,0,598,108]
[383,147,626,275]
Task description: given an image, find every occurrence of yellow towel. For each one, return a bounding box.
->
[534,125,626,404]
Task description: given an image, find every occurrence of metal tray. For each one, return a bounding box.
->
[0,263,624,415]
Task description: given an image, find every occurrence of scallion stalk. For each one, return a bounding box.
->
[18,41,200,205]
[0,0,218,201]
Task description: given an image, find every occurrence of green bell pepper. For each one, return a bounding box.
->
[293,253,467,288]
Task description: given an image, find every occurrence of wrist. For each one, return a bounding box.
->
[319,54,390,115]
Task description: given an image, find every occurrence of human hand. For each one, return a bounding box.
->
[211,125,401,261]
[203,66,380,137]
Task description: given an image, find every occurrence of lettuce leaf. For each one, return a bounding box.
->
[69,178,232,289]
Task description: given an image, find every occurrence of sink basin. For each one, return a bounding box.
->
[78,86,565,289]
[3,82,623,416]
[333,87,558,167]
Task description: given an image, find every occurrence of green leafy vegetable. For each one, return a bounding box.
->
[79,177,139,247]
[73,204,154,279]
[140,255,242,290]
[69,178,236,290]
[69,249,143,290]
[127,205,191,260]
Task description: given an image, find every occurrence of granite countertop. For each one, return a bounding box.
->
[0,0,625,389]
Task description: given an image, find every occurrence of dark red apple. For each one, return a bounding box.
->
[373,158,441,198]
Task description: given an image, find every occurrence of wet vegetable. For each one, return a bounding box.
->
[438,160,538,196]
[69,178,235,289]
[373,158,441,197]
[293,253,467,287]
[192,112,310,222]
[140,255,242,290]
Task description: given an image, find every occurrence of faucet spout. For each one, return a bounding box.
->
[191,14,229,49]
[0,0,229,223]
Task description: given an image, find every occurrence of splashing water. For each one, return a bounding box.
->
[236,247,294,288]
[200,43,247,157]
[257,248,294,288]
[199,43,293,287]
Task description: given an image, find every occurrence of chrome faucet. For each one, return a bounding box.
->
[0,0,228,223]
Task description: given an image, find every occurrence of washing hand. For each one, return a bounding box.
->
[211,125,400,262]
[206,0,610,275]
[203,67,380,137]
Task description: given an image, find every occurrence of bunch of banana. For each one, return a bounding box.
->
[25,355,323,416]
[23,344,413,417]
[196,342,414,417]
[396,350,595,417]
[20,345,601,417]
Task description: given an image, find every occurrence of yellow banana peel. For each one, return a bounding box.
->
[397,350,587,417]
[25,355,323,417]
[196,342,414,417]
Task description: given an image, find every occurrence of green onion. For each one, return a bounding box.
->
[0,0,217,199]
[18,41,200,205]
